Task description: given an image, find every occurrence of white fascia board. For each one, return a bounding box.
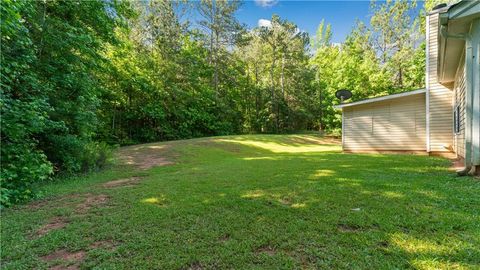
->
[448,1,480,20]
[333,89,426,109]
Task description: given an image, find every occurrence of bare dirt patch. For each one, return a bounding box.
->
[102,176,143,188]
[450,158,465,172]
[117,144,175,170]
[75,194,109,214]
[26,194,83,211]
[183,262,204,270]
[337,223,362,232]
[377,241,389,248]
[89,240,118,250]
[41,249,85,270]
[278,197,293,206]
[49,265,80,270]
[41,249,86,262]
[26,200,50,211]
[218,234,230,242]
[255,245,276,256]
[35,217,68,237]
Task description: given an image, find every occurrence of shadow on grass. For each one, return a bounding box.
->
[190,138,480,268]
[2,135,479,269]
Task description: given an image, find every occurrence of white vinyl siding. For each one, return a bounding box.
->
[343,94,426,151]
[427,13,454,152]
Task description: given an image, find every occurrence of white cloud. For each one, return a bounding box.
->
[255,0,278,8]
[258,19,272,28]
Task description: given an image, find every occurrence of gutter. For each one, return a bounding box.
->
[333,89,426,109]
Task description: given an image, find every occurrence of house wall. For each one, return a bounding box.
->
[343,94,426,151]
[427,13,454,152]
[453,55,466,158]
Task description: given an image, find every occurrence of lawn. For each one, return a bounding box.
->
[2,134,479,269]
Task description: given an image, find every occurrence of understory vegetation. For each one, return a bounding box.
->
[1,0,447,205]
[2,135,479,269]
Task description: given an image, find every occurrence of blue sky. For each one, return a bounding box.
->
[236,0,424,43]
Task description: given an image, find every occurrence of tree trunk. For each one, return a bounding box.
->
[255,64,260,132]
[214,31,219,96]
[271,46,277,132]
[319,87,323,131]
[281,52,285,98]
[398,66,403,88]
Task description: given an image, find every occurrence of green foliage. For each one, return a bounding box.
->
[310,0,426,130]
[311,19,332,52]
[1,0,53,206]
[1,0,129,206]
[1,0,430,206]
[236,15,315,133]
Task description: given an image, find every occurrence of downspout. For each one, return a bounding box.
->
[341,110,345,150]
[426,15,431,153]
[470,19,480,176]
[440,24,473,176]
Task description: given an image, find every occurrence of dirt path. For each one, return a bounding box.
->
[116,144,175,169]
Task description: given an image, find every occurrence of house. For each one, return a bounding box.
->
[334,0,480,175]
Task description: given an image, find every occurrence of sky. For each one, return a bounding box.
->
[236,0,424,43]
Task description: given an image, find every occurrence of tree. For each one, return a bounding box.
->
[1,0,131,205]
[311,19,332,52]
[198,0,242,96]
[1,0,53,206]
[237,15,313,133]
[370,0,423,90]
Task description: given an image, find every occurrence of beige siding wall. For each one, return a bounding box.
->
[343,94,426,151]
[453,58,466,158]
[427,13,453,152]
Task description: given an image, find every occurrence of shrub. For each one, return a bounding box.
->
[1,1,53,206]
[80,142,113,172]
[0,142,53,207]
[328,128,342,138]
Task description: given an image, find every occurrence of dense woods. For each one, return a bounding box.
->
[1,0,439,206]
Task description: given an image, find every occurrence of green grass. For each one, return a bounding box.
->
[2,134,479,269]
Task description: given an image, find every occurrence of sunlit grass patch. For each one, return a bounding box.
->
[390,233,451,254]
[390,232,476,269]
[312,169,335,177]
[141,196,167,206]
[241,190,266,198]
[242,156,277,160]
[218,139,339,153]
[290,203,306,208]
[382,191,405,198]
[411,258,469,270]
[217,134,340,153]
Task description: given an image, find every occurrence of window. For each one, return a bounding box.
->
[454,105,460,134]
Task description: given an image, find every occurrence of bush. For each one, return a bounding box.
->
[41,135,113,174]
[328,128,342,138]
[0,138,112,207]
[0,142,53,207]
[80,142,113,172]
[1,1,53,206]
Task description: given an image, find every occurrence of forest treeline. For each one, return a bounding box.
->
[1,0,444,205]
